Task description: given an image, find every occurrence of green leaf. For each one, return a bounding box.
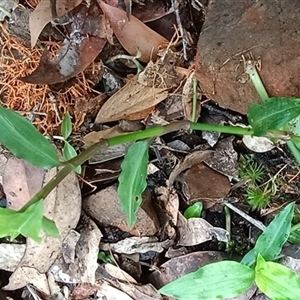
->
[183,202,203,219]
[42,217,59,237]
[159,261,254,300]
[255,254,300,300]
[61,112,72,140]
[289,223,300,244]
[241,202,294,266]
[117,140,149,227]
[247,97,300,136]
[0,199,45,243]
[0,105,59,169]
[62,141,81,174]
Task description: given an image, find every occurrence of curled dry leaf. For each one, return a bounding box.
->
[22,1,106,84]
[98,1,168,62]
[177,213,229,246]
[3,157,45,210]
[29,0,82,47]
[168,150,213,186]
[100,236,170,255]
[95,75,168,123]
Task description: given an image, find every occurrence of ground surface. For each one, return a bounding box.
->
[0,1,300,300]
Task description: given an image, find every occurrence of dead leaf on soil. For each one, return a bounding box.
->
[98,1,168,62]
[100,236,170,255]
[177,213,229,246]
[66,217,102,284]
[110,281,162,300]
[3,157,45,210]
[22,1,106,84]
[132,0,174,23]
[204,136,239,179]
[49,217,102,285]
[104,264,136,283]
[29,0,82,47]
[95,280,134,300]
[243,135,275,153]
[183,162,231,208]
[83,125,127,146]
[168,150,213,186]
[4,168,81,291]
[149,251,229,289]
[95,75,168,123]
[154,186,179,238]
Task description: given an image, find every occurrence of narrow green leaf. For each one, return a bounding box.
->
[255,254,300,300]
[117,140,149,227]
[62,141,81,174]
[248,97,300,136]
[61,112,72,140]
[159,261,254,300]
[0,199,45,243]
[183,202,203,219]
[0,105,59,169]
[241,202,294,266]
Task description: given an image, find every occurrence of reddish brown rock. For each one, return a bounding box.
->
[195,0,300,114]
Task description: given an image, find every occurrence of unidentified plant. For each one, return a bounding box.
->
[159,202,300,300]
[183,202,203,219]
[239,155,277,209]
[1,59,300,241]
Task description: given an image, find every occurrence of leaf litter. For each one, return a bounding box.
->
[1,1,300,300]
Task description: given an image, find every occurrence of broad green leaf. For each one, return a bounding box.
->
[0,105,59,169]
[183,202,203,219]
[159,261,254,300]
[241,202,294,266]
[255,254,300,300]
[117,140,149,227]
[61,112,72,140]
[0,199,45,243]
[42,217,59,237]
[247,97,300,136]
[62,141,81,174]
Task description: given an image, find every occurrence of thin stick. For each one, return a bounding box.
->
[225,202,266,231]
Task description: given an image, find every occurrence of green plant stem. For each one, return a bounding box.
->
[245,61,268,102]
[108,121,190,145]
[22,141,105,210]
[191,122,254,135]
[23,121,300,210]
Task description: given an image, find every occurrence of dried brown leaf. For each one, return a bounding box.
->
[95,76,168,123]
[98,1,168,62]
[4,168,81,290]
[168,150,213,186]
[23,1,106,84]
[3,157,45,210]
[29,0,82,47]
[177,213,229,246]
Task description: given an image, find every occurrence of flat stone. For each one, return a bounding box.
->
[195,0,300,114]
